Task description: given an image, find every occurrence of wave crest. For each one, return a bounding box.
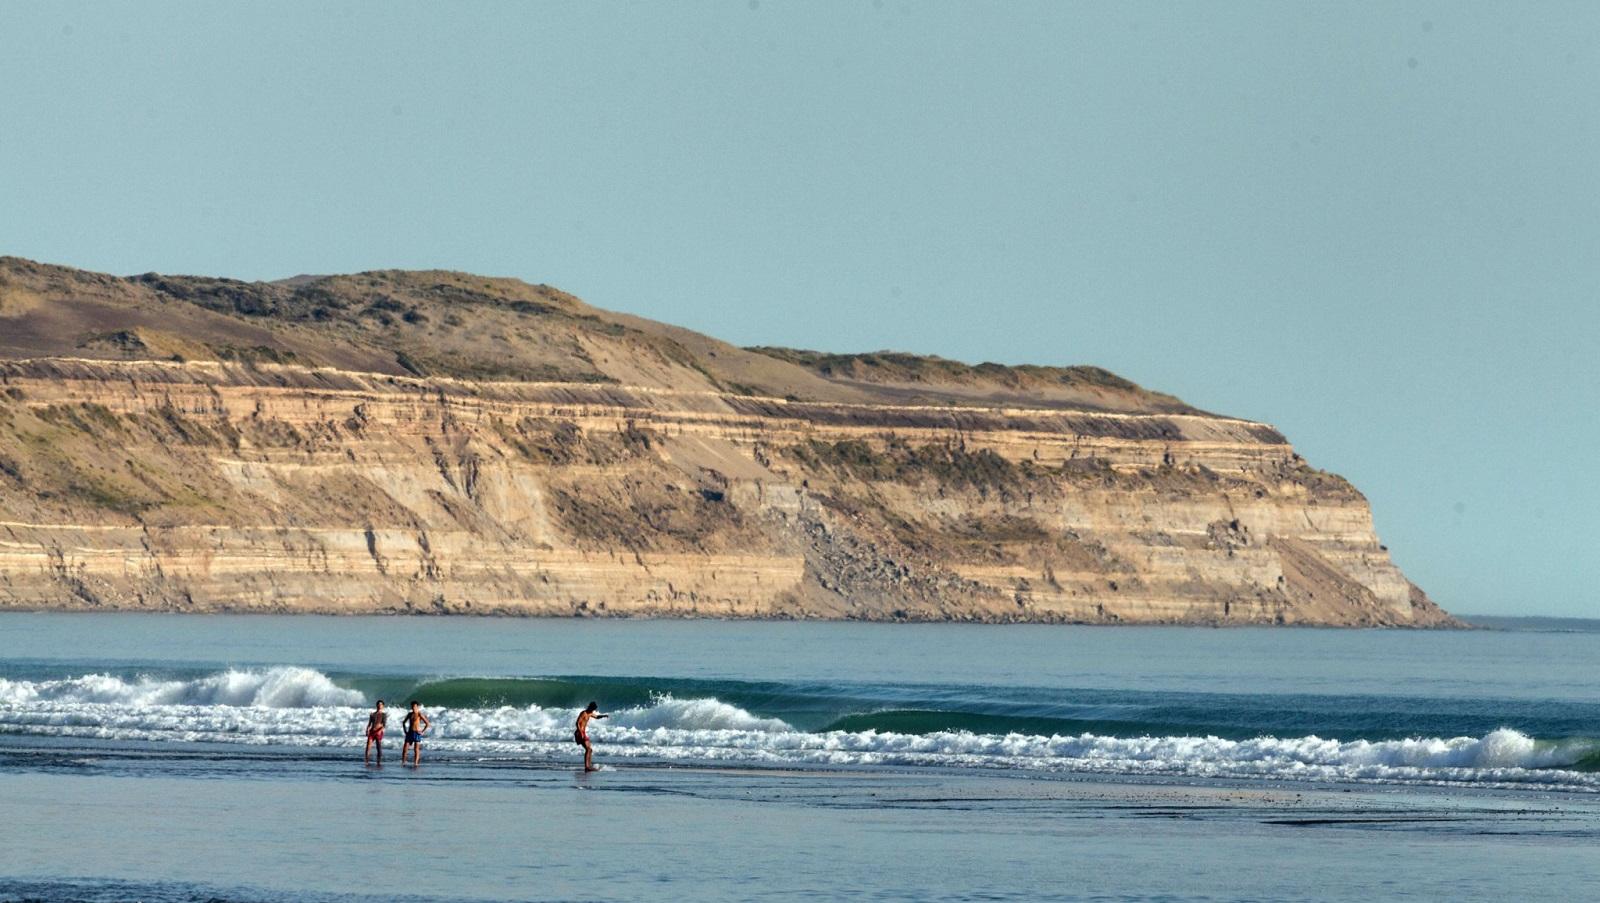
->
[0,667,364,709]
[614,694,793,733]
[1,668,1595,791]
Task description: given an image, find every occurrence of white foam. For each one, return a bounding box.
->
[0,667,363,708]
[0,669,1595,792]
[612,694,792,733]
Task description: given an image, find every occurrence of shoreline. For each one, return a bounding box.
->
[4,742,1596,902]
[6,732,1594,801]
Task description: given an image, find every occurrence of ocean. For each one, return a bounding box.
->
[1,613,1596,901]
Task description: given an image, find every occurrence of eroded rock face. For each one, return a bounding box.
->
[0,359,1456,625]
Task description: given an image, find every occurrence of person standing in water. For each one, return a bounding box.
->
[401,700,430,766]
[574,701,608,772]
[364,700,388,764]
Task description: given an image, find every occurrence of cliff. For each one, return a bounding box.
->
[0,258,1455,625]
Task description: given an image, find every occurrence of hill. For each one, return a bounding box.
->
[0,257,1454,625]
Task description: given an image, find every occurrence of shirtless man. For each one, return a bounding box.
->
[364,700,388,764]
[574,701,608,772]
[401,700,430,766]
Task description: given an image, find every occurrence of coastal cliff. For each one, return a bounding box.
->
[0,258,1455,625]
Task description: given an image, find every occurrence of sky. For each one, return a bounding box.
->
[1,2,1595,617]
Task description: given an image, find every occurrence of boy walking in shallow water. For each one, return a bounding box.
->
[364,700,387,764]
[574,701,608,772]
[401,700,430,765]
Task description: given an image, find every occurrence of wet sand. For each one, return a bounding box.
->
[2,745,1596,902]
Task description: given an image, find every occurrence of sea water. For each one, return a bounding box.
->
[1,614,1596,901]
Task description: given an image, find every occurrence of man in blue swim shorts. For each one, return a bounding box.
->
[401,700,431,766]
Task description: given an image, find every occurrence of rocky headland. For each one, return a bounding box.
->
[0,257,1456,625]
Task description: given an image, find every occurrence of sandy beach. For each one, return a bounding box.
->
[3,747,1596,902]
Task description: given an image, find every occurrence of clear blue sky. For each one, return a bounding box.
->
[2,2,1595,616]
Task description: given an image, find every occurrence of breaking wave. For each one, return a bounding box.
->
[0,667,1596,791]
[0,667,364,708]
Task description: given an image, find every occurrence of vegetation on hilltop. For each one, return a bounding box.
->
[0,256,1213,417]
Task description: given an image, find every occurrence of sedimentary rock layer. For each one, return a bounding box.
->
[0,358,1454,625]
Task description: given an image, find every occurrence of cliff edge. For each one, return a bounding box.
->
[0,257,1456,625]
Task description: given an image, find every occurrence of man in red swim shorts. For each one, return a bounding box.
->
[364,700,387,764]
[574,701,608,772]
